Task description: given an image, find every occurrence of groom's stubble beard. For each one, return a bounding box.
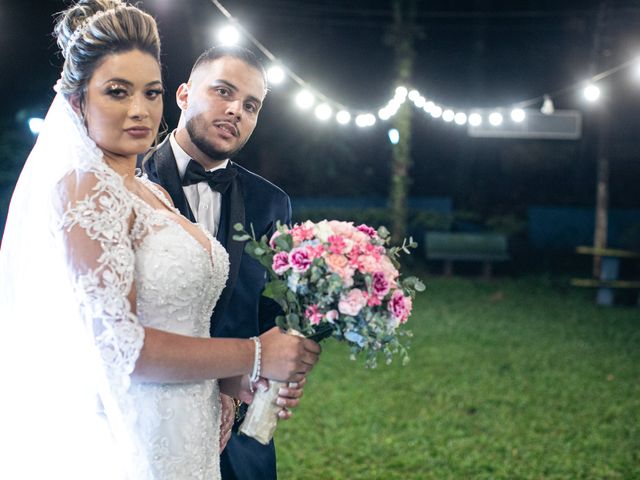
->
[186,115,250,162]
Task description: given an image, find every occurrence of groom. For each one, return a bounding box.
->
[142,46,312,479]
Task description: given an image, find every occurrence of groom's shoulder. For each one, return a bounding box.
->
[233,163,289,200]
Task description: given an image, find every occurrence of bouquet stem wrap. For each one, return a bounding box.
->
[239,330,304,445]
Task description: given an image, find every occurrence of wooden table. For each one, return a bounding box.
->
[571,246,640,306]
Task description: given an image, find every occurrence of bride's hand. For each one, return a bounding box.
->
[259,327,321,382]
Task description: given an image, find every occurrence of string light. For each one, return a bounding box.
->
[510,108,526,123]
[210,1,640,132]
[28,118,44,135]
[336,110,351,125]
[355,113,376,128]
[295,90,315,109]
[489,112,504,126]
[583,84,601,102]
[267,65,285,85]
[217,25,240,45]
[454,112,467,125]
[430,105,443,118]
[315,103,332,120]
[468,112,482,126]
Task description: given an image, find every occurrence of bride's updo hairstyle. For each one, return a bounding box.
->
[54,0,160,100]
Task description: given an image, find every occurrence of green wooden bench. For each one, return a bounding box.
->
[424,232,509,279]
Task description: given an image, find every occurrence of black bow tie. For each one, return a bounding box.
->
[182,160,238,194]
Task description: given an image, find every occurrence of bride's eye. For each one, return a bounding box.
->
[106,86,128,98]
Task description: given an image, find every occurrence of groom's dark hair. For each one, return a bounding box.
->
[191,45,268,88]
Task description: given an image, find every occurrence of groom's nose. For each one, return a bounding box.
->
[225,99,242,121]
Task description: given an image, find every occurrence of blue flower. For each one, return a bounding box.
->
[344,330,366,347]
[287,272,301,292]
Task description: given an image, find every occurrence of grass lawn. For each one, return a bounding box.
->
[274,275,640,479]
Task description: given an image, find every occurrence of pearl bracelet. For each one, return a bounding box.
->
[249,336,262,388]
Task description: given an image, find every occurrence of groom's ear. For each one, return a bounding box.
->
[176,83,190,111]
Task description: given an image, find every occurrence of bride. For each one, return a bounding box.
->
[0,1,320,478]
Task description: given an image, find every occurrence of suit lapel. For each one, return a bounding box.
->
[211,163,245,335]
[145,137,195,221]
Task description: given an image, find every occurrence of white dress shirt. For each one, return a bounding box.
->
[170,131,229,237]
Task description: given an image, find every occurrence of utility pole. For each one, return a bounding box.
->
[592,1,612,277]
[388,0,416,245]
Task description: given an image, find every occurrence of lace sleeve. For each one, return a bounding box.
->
[53,166,144,391]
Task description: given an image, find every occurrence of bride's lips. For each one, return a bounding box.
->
[124,127,152,138]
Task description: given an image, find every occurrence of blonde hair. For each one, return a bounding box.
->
[54,0,161,99]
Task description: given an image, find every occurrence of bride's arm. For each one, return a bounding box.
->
[132,325,319,384]
[54,169,319,387]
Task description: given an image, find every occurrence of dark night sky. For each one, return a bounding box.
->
[2,0,640,216]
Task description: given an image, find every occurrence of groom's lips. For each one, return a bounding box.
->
[124,127,152,138]
[214,121,238,137]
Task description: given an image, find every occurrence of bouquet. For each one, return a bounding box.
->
[233,220,424,444]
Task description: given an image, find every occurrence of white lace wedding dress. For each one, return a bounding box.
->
[0,90,230,478]
[57,161,229,479]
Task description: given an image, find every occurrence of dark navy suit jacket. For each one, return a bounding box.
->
[141,137,291,480]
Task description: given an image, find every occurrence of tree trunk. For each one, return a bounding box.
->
[389,0,416,245]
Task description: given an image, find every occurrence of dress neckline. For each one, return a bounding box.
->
[127,177,216,273]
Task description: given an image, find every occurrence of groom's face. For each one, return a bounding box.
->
[177,56,266,164]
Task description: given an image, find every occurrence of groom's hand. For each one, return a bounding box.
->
[219,393,235,452]
[276,377,307,420]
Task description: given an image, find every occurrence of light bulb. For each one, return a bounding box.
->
[468,113,482,126]
[217,25,240,45]
[583,84,601,102]
[314,103,332,120]
[336,110,351,125]
[295,90,315,109]
[442,109,455,122]
[454,112,467,125]
[510,108,526,123]
[489,112,503,126]
[267,65,285,84]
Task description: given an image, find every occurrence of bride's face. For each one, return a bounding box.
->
[77,49,163,161]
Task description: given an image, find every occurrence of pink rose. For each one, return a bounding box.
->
[328,221,356,238]
[325,253,355,286]
[327,235,347,254]
[358,254,379,274]
[289,246,312,272]
[379,256,399,287]
[290,222,315,245]
[305,304,323,325]
[272,251,291,275]
[371,271,390,298]
[269,230,282,249]
[367,295,382,307]
[308,244,325,259]
[388,290,412,324]
[338,288,368,317]
[357,224,377,237]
